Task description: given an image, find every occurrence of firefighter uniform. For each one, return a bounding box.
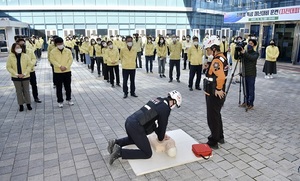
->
[204,52,228,148]
[115,97,171,159]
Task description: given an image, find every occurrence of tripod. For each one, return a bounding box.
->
[225,56,249,111]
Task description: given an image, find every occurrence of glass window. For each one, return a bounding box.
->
[85,12,96,16]
[45,12,56,16]
[34,25,46,29]
[85,0,96,5]
[119,0,129,6]
[168,17,176,24]
[176,17,187,24]
[75,24,85,29]
[19,0,31,5]
[32,12,44,16]
[57,16,62,23]
[119,12,130,16]
[156,0,166,6]
[74,12,85,16]
[146,17,156,24]
[97,12,107,16]
[33,17,45,24]
[74,16,85,23]
[135,17,145,23]
[73,0,84,5]
[62,12,73,16]
[176,0,185,7]
[86,24,97,29]
[85,16,97,24]
[107,0,117,5]
[119,17,130,24]
[156,16,166,24]
[119,25,129,29]
[97,16,108,23]
[8,12,20,16]
[20,12,32,16]
[0,0,6,5]
[63,25,74,29]
[108,16,118,23]
[45,16,56,24]
[44,0,55,5]
[62,16,74,23]
[134,0,144,6]
[7,0,19,5]
[57,25,63,29]
[146,0,155,6]
[21,17,33,24]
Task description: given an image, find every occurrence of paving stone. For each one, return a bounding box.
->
[259,167,278,178]
[28,174,44,181]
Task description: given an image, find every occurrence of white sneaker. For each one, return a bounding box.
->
[269,75,273,79]
[67,101,74,106]
[265,75,270,79]
[58,103,63,108]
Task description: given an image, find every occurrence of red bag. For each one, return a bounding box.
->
[192,144,212,160]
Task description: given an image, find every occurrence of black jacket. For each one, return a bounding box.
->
[241,50,259,76]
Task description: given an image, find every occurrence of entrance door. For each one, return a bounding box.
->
[135,29,146,36]
[156,29,166,37]
[108,29,119,37]
[85,29,97,37]
[64,29,75,37]
[274,24,295,62]
[176,29,186,40]
[261,25,272,59]
[45,29,57,41]
[193,29,199,38]
[205,28,214,36]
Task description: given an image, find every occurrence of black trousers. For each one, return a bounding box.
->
[116,117,152,159]
[108,65,120,85]
[205,94,225,145]
[54,72,72,103]
[136,52,142,68]
[50,64,56,86]
[30,71,39,99]
[169,60,180,80]
[90,57,96,71]
[96,57,103,75]
[122,69,136,95]
[188,65,202,88]
[74,46,79,61]
[80,53,86,63]
[103,63,109,80]
[183,53,190,69]
[36,49,42,59]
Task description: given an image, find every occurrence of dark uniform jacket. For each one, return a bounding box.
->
[241,49,259,76]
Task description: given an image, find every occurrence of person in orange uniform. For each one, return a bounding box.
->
[203,35,228,149]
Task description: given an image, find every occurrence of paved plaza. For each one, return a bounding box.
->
[0,53,299,181]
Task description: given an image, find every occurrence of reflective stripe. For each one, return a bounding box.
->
[205,77,214,81]
[144,105,151,110]
[219,56,225,62]
[164,100,168,105]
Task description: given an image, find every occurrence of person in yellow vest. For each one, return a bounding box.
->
[64,37,73,51]
[39,37,44,51]
[6,43,33,112]
[89,39,97,74]
[114,35,123,53]
[263,39,280,79]
[120,36,138,98]
[106,41,120,87]
[17,38,42,103]
[133,33,143,68]
[157,36,167,78]
[220,36,229,59]
[50,37,74,108]
[95,38,103,77]
[187,36,203,91]
[101,40,109,82]
[144,37,155,73]
[34,36,42,60]
[168,35,182,83]
[47,36,58,88]
[182,35,192,70]
[80,37,90,67]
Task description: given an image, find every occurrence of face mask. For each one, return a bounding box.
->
[251,37,256,39]
[85,39,89,42]
[97,41,101,44]
[193,42,198,46]
[122,39,125,42]
[247,45,253,51]
[270,42,275,46]
[103,43,107,47]
[91,42,95,45]
[109,45,113,49]
[222,39,225,41]
[186,38,190,41]
[15,48,22,54]
[207,55,214,62]
[57,45,64,50]
[160,40,164,43]
[127,42,133,47]
[238,39,242,42]
[148,40,151,43]
[172,38,176,42]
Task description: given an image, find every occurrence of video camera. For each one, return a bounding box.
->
[235,41,247,52]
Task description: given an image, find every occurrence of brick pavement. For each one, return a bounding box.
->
[0,53,299,181]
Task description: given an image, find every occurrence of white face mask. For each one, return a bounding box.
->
[193,42,198,46]
[57,45,64,50]
[127,42,133,47]
[97,41,101,44]
[187,38,190,41]
[222,39,226,41]
[148,40,151,43]
[160,40,164,43]
[15,48,22,54]
[172,38,176,42]
[103,43,107,47]
[207,55,214,62]
[109,45,113,49]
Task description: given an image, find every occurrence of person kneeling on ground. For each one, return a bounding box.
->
[107,90,182,165]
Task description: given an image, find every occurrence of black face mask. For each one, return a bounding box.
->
[270,43,275,46]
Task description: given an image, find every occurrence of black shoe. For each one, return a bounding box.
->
[207,141,219,149]
[169,79,173,83]
[123,94,128,99]
[107,139,116,154]
[116,84,121,87]
[189,88,193,91]
[111,85,115,88]
[19,105,24,112]
[150,71,153,73]
[109,144,121,165]
[27,104,32,111]
[162,75,166,78]
[34,98,42,103]
[182,68,186,70]
[131,94,138,97]
[160,75,162,78]
[176,79,180,83]
[98,74,101,77]
[195,87,202,90]
[91,70,94,73]
[107,80,110,83]
[218,138,225,144]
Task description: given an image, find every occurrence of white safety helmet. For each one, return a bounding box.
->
[204,35,221,49]
[168,90,182,109]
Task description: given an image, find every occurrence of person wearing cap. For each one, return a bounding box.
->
[107,90,182,165]
[188,36,203,91]
[168,35,182,83]
[263,39,279,79]
[50,37,74,108]
[203,35,228,149]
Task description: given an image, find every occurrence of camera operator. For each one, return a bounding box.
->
[235,39,259,110]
